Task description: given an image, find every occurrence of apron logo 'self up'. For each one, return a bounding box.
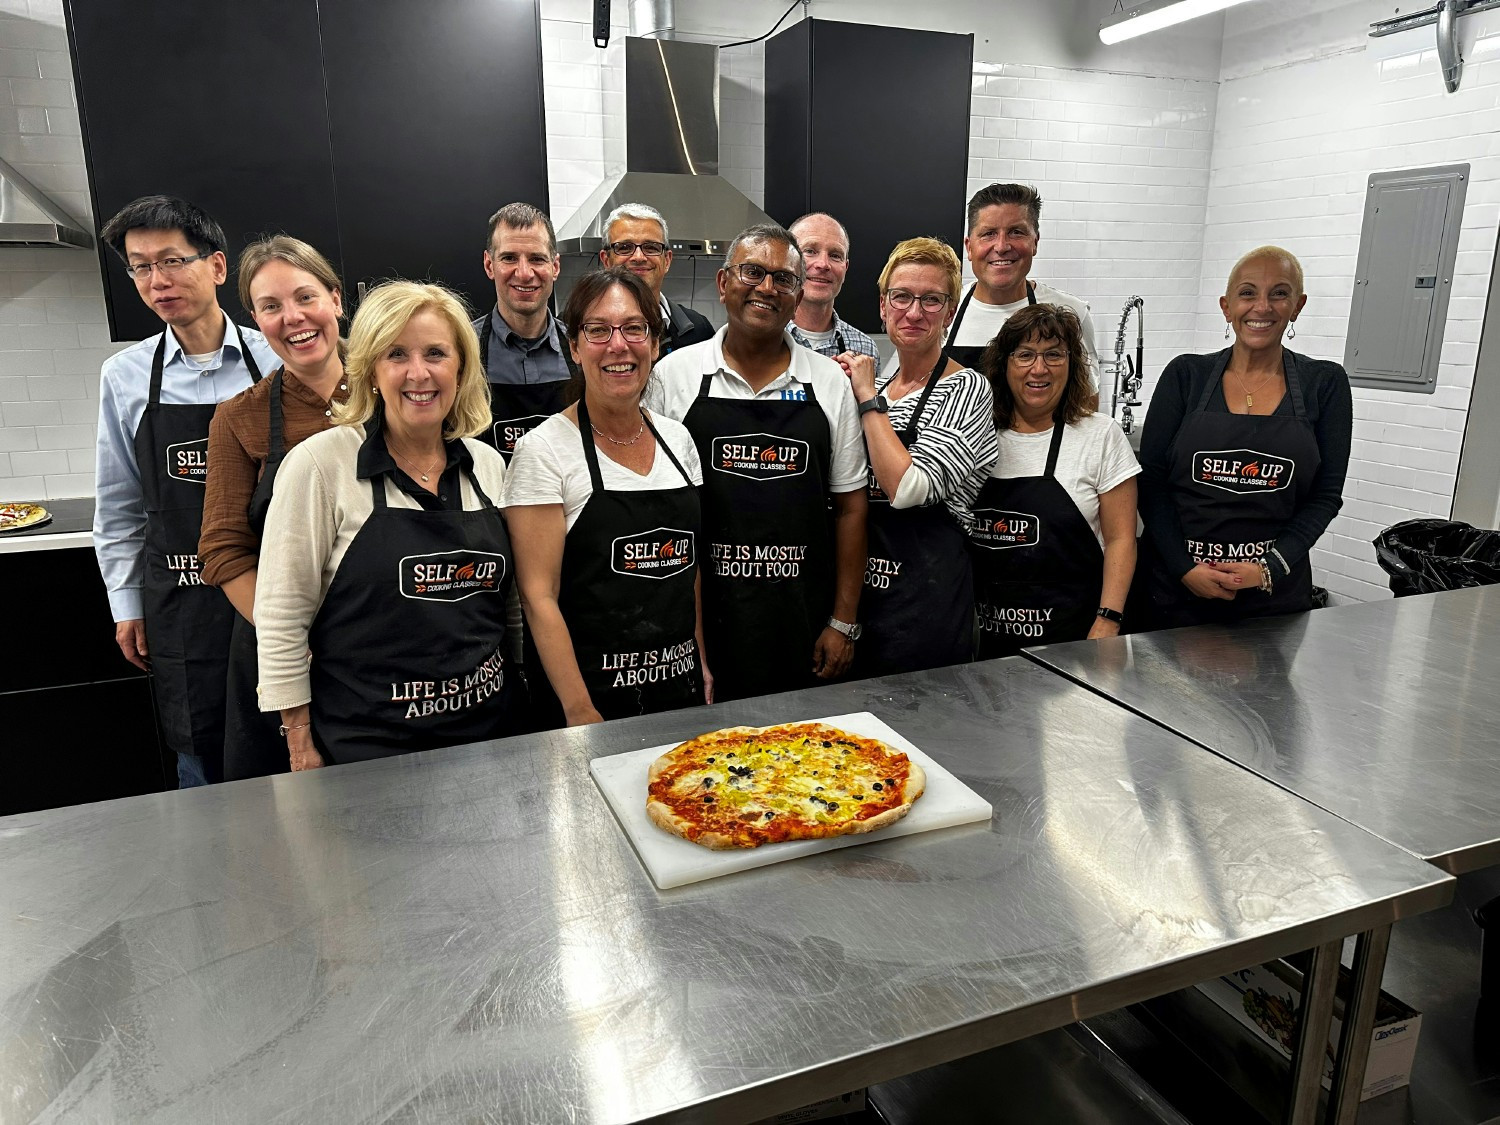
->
[610,527,696,579]
[971,509,1042,550]
[710,433,810,480]
[398,550,508,601]
[1192,448,1295,494]
[164,437,209,483]
[492,414,550,457]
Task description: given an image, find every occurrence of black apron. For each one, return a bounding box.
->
[478,313,571,461]
[531,398,703,724]
[945,280,1035,370]
[970,421,1104,659]
[682,371,834,701]
[306,454,521,764]
[854,357,975,677]
[224,370,294,780]
[134,324,262,779]
[1149,349,1321,625]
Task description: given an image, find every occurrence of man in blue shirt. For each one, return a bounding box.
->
[92,196,276,787]
[787,212,880,362]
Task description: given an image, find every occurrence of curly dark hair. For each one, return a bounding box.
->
[981,303,1093,430]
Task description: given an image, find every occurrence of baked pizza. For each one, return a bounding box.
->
[0,502,49,533]
[646,721,926,849]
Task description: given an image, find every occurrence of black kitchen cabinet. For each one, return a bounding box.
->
[765,20,973,336]
[66,0,548,340]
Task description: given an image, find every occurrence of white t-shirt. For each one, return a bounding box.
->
[947,281,1100,389]
[502,411,703,531]
[990,412,1140,547]
[795,325,838,350]
[646,326,869,493]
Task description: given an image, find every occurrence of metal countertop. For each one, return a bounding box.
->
[1024,586,1500,875]
[0,659,1453,1124]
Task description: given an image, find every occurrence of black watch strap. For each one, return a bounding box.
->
[1096,607,1124,624]
[858,394,888,416]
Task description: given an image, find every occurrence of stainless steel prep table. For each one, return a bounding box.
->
[0,658,1453,1124]
[1022,586,1500,875]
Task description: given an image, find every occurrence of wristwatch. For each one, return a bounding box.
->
[857,395,889,417]
[1095,607,1124,625]
[827,616,863,641]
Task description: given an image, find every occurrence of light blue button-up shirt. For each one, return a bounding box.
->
[92,310,277,621]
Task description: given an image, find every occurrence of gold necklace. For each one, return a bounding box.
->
[390,443,443,483]
[1232,367,1279,410]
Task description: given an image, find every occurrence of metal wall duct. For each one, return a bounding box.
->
[0,155,91,249]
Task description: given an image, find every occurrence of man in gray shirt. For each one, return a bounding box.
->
[787,212,879,362]
[471,202,577,458]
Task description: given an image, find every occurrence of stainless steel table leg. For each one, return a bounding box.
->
[1325,925,1393,1125]
[1286,940,1342,1125]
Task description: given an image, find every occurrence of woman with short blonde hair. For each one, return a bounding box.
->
[254,280,526,770]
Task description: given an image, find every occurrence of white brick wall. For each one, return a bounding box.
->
[0,0,113,501]
[1192,2,1500,602]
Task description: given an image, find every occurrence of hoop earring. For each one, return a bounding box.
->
[1287,322,1296,340]
[1224,322,1232,340]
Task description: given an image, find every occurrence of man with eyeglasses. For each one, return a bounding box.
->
[93,195,277,787]
[949,183,1100,393]
[787,212,879,363]
[598,203,713,357]
[648,224,868,703]
[472,201,578,461]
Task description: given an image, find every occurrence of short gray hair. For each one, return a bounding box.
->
[604,202,669,247]
[722,223,804,279]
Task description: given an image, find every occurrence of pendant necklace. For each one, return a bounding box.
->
[1234,368,1277,410]
[391,445,443,483]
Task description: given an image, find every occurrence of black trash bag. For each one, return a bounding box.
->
[1373,518,1500,596]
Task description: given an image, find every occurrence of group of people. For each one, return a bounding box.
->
[92,182,1352,787]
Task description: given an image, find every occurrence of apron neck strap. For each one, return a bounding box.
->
[267,370,286,458]
[479,311,492,371]
[1025,281,1037,305]
[1043,417,1066,478]
[643,410,692,487]
[232,320,264,384]
[575,394,607,492]
[900,352,948,443]
[1198,347,1310,417]
[948,285,976,343]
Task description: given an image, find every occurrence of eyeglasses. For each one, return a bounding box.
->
[580,321,651,344]
[607,240,667,258]
[729,262,801,293]
[123,252,213,281]
[884,289,950,314]
[1010,348,1069,367]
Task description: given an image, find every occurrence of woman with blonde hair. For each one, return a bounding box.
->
[255,281,524,769]
[835,237,998,676]
[1140,245,1352,626]
[200,235,349,779]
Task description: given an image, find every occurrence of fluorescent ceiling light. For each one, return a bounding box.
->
[1099,0,1259,45]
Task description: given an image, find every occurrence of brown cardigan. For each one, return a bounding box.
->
[199,367,349,588]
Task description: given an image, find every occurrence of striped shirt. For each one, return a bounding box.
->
[877,365,998,535]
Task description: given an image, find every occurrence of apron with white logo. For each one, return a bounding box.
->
[478,313,571,462]
[134,325,262,777]
[970,421,1104,659]
[682,372,833,701]
[1151,349,1320,623]
[307,453,520,763]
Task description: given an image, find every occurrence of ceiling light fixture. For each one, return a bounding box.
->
[1099,0,1259,45]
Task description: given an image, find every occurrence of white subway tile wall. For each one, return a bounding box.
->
[0,1,1494,608]
[1194,12,1500,602]
[0,3,113,502]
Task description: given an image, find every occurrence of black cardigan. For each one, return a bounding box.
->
[1138,348,1354,581]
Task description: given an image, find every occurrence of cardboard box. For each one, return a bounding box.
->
[1197,959,1422,1101]
[752,1089,867,1124]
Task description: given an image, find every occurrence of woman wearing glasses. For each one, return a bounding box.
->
[970,304,1139,659]
[504,268,708,726]
[837,237,998,677]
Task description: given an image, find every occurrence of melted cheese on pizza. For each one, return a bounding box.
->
[648,724,914,847]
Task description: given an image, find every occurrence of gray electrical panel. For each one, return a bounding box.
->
[1345,164,1468,393]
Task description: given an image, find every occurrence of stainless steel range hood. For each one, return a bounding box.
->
[0,154,92,249]
[555,35,773,256]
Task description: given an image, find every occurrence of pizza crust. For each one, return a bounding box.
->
[645,722,925,850]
